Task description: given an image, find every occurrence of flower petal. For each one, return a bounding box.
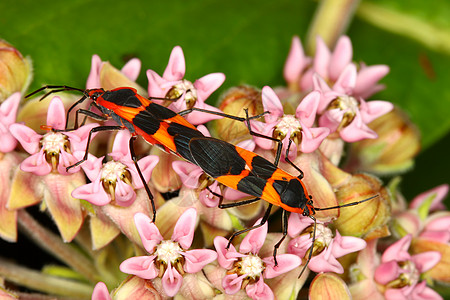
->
[246,276,274,300]
[114,179,137,207]
[411,251,441,273]
[46,97,66,130]
[287,213,314,237]
[309,247,345,274]
[313,36,331,79]
[146,69,166,98]
[374,260,400,285]
[121,58,141,81]
[296,91,320,127]
[86,55,102,89]
[163,46,185,81]
[171,207,197,249]
[284,36,307,84]
[91,282,111,300]
[194,72,225,102]
[183,249,218,273]
[410,184,449,211]
[134,212,163,253]
[19,152,52,176]
[262,254,301,278]
[331,231,367,258]
[214,236,243,269]
[333,64,357,94]
[72,177,111,206]
[239,218,267,254]
[329,36,353,82]
[381,234,412,263]
[162,265,183,297]
[8,123,41,154]
[359,100,394,124]
[222,273,244,295]
[261,86,283,123]
[119,255,159,280]
[353,64,390,99]
[172,161,203,189]
[410,281,443,300]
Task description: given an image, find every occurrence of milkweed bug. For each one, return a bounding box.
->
[188,116,378,278]
[26,85,266,222]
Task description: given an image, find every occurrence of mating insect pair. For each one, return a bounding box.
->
[28,85,377,278]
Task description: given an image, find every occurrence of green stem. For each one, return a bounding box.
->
[306,0,361,54]
[357,2,450,55]
[0,257,93,298]
[17,210,99,282]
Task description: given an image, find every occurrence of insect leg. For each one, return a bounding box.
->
[129,135,157,223]
[284,139,304,179]
[206,186,262,209]
[66,125,125,170]
[226,203,273,249]
[298,216,317,279]
[272,209,289,266]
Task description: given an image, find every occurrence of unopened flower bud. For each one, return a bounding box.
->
[17,93,81,132]
[309,273,352,300]
[411,237,450,283]
[346,107,420,175]
[330,170,391,239]
[114,275,161,300]
[214,86,263,144]
[0,40,32,101]
[99,61,146,95]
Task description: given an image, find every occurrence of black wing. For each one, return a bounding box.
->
[189,137,247,178]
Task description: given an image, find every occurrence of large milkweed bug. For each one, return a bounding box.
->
[26,85,265,221]
[188,115,378,277]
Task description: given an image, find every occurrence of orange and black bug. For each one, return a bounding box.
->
[26,85,262,221]
[189,127,377,277]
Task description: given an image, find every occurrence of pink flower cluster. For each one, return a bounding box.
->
[0,37,447,300]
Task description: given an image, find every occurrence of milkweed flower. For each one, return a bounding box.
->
[287,213,367,274]
[214,218,301,299]
[147,46,225,125]
[393,184,450,283]
[313,67,393,143]
[72,130,159,207]
[249,86,330,160]
[0,92,21,153]
[284,35,389,99]
[374,235,442,300]
[119,208,217,297]
[9,96,98,176]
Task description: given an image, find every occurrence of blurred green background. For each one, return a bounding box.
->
[1,0,449,202]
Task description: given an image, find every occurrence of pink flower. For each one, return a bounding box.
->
[91,282,111,300]
[0,92,21,153]
[287,213,366,274]
[374,234,442,300]
[9,96,98,176]
[283,36,312,91]
[87,54,141,89]
[120,208,217,297]
[249,86,330,160]
[214,218,301,299]
[313,68,393,142]
[394,184,450,243]
[284,36,389,99]
[146,46,225,125]
[72,130,159,207]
